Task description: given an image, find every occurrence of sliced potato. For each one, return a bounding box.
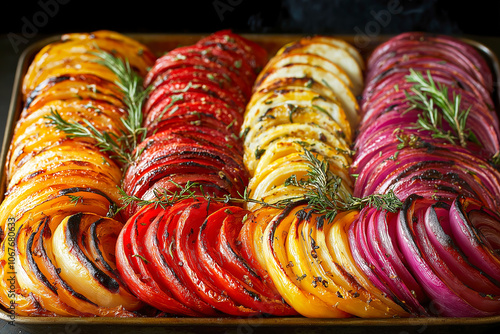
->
[275,42,363,97]
[243,87,351,144]
[249,150,352,197]
[301,36,365,70]
[246,184,307,211]
[243,36,362,211]
[253,63,359,128]
[244,123,352,176]
[250,77,349,116]
[243,104,348,150]
[257,53,354,93]
[252,139,353,188]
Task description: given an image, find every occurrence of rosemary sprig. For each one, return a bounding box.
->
[347,191,402,213]
[405,69,474,148]
[46,108,131,164]
[90,48,150,152]
[67,194,83,206]
[44,48,149,166]
[492,152,500,168]
[117,180,206,211]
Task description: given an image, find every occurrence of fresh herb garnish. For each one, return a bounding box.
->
[287,103,298,123]
[91,48,151,152]
[116,148,402,223]
[492,152,500,167]
[405,69,476,148]
[255,147,266,159]
[394,128,423,150]
[46,108,132,164]
[240,127,250,139]
[67,195,83,206]
[116,181,289,216]
[312,104,334,121]
[131,254,150,264]
[45,48,150,166]
[284,149,402,222]
[226,119,236,130]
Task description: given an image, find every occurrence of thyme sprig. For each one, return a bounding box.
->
[44,48,149,166]
[114,181,292,217]
[67,194,83,206]
[115,148,402,222]
[492,152,500,167]
[405,69,476,148]
[284,149,402,222]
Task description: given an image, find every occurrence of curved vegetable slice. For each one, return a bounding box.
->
[174,200,259,316]
[262,203,350,318]
[115,205,200,316]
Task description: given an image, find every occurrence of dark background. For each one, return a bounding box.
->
[1,0,500,333]
[2,0,500,36]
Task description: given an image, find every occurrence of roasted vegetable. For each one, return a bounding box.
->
[350,32,500,317]
[0,30,154,316]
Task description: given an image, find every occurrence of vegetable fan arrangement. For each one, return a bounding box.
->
[0,30,499,319]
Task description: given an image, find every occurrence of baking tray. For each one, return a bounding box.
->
[1,33,500,334]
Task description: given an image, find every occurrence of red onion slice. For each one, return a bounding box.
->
[424,202,500,295]
[449,197,500,282]
[397,195,495,317]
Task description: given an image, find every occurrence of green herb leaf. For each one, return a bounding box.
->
[405,69,474,148]
[131,254,150,264]
[67,195,83,206]
[255,147,266,160]
[46,48,151,167]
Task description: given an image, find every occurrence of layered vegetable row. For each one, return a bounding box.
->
[115,31,300,316]
[120,30,268,218]
[350,32,500,316]
[242,36,363,209]
[0,31,155,316]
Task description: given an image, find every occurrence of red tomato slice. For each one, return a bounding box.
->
[144,57,251,97]
[175,200,259,316]
[123,159,246,206]
[163,44,256,85]
[115,205,200,316]
[150,124,243,155]
[237,208,284,295]
[132,129,242,165]
[216,212,298,317]
[144,90,242,126]
[147,113,231,137]
[142,200,220,316]
[127,141,247,184]
[197,30,268,73]
[149,67,249,100]
[124,173,236,218]
[198,206,298,315]
[147,80,246,114]
[145,101,243,135]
